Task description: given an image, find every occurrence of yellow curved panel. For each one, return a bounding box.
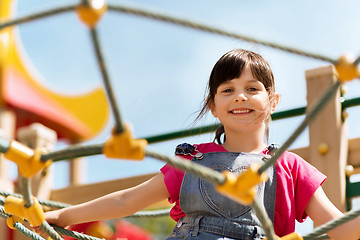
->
[0,0,110,142]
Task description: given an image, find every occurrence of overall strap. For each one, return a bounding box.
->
[267,143,280,155]
[175,143,203,159]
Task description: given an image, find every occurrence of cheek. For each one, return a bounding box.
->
[213,96,227,108]
[254,95,270,109]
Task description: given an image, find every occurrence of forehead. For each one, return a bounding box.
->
[219,67,263,86]
[220,78,262,86]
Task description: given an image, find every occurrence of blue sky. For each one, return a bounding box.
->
[8,0,360,234]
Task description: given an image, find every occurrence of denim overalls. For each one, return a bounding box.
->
[167,145,277,240]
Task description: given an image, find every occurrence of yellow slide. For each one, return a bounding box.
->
[0,0,109,142]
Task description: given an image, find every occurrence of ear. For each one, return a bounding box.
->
[208,101,217,118]
[270,93,280,114]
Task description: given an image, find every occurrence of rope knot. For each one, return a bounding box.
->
[4,141,52,178]
[4,196,45,227]
[335,55,359,82]
[76,0,107,28]
[103,124,148,160]
[216,163,268,205]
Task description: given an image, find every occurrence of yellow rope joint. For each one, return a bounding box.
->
[4,196,45,227]
[281,233,303,240]
[76,0,107,28]
[4,141,52,178]
[216,163,268,205]
[264,233,303,240]
[335,55,359,82]
[103,124,148,160]
[6,215,24,230]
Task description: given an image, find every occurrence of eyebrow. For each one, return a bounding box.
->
[222,78,261,85]
[247,79,261,83]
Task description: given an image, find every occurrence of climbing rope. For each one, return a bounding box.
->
[107,4,337,64]
[147,74,340,181]
[146,149,225,185]
[0,204,8,216]
[0,4,77,30]
[258,80,341,174]
[0,191,71,209]
[1,1,360,240]
[40,144,103,162]
[0,190,170,219]
[13,222,46,240]
[52,225,105,240]
[0,138,9,153]
[20,178,34,208]
[354,55,360,66]
[1,204,104,240]
[39,221,63,240]
[0,2,338,63]
[0,206,46,240]
[302,207,360,240]
[18,178,64,240]
[252,198,276,240]
[90,28,125,134]
[34,94,360,162]
[307,235,330,240]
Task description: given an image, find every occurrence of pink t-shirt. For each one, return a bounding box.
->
[160,142,326,237]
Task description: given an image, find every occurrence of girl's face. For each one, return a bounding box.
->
[210,65,278,134]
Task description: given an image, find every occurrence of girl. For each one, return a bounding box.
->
[43,49,360,239]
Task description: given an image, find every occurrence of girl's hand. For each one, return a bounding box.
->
[44,209,68,228]
[31,210,67,238]
[33,209,68,238]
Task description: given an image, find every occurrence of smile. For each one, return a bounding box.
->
[230,109,253,114]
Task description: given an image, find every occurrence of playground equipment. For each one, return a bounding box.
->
[0,0,110,142]
[1,0,360,239]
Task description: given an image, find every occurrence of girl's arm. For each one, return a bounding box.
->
[305,186,360,240]
[45,172,169,227]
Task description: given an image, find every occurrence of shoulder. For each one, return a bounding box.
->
[175,142,226,158]
[194,142,227,153]
[277,151,305,168]
[276,151,326,181]
[276,151,308,178]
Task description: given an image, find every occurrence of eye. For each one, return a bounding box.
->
[247,87,258,92]
[222,88,233,93]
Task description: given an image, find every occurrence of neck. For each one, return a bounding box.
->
[221,126,267,153]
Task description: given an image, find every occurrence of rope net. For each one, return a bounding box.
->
[0,1,359,240]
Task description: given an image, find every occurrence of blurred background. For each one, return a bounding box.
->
[6,0,360,238]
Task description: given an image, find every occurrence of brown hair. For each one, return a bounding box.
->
[196,49,276,144]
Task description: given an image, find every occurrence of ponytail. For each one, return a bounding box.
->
[214,124,225,144]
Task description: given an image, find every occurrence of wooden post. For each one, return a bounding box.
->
[69,157,86,186]
[11,123,57,240]
[0,109,15,185]
[305,65,347,212]
[0,109,16,240]
[16,123,57,200]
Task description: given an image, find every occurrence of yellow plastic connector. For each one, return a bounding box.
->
[216,163,268,205]
[264,233,303,240]
[6,215,24,230]
[263,235,280,240]
[4,196,45,227]
[280,233,303,240]
[76,0,107,28]
[335,55,359,82]
[4,141,52,178]
[103,125,148,160]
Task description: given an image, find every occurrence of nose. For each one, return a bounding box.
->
[234,92,247,102]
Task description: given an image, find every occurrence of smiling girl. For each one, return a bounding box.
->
[42,49,360,239]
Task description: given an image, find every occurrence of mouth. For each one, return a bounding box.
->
[229,109,253,114]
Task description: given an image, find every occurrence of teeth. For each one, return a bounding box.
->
[232,109,251,114]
